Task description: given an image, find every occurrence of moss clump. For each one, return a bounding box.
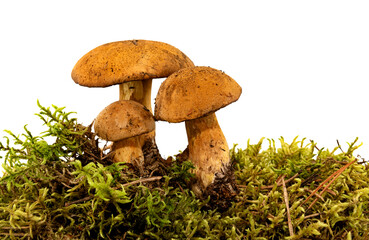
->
[0,102,368,239]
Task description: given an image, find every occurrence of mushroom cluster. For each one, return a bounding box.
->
[71,40,242,199]
[72,40,194,165]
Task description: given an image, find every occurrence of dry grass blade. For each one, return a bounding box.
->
[65,196,94,207]
[304,188,324,201]
[0,233,28,237]
[260,173,299,190]
[282,175,294,237]
[121,176,162,187]
[301,159,357,210]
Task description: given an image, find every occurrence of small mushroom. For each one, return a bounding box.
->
[94,100,155,165]
[154,66,242,196]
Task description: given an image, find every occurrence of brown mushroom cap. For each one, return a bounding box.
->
[154,66,242,123]
[71,40,194,87]
[94,100,155,141]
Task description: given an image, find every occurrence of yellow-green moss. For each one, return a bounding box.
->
[0,102,368,239]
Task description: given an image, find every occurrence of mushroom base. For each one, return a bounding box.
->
[185,113,230,195]
[202,161,239,211]
[112,137,144,167]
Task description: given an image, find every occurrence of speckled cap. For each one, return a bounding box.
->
[71,40,194,87]
[154,66,242,123]
[94,100,155,141]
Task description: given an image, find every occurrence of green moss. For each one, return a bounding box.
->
[0,102,368,239]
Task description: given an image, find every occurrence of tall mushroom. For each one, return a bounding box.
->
[154,66,242,196]
[94,100,155,165]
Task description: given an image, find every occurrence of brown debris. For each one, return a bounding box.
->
[202,162,239,211]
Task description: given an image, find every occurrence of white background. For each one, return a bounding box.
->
[1,1,368,173]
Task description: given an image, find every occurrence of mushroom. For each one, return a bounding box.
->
[154,66,242,196]
[94,100,155,165]
[71,39,194,114]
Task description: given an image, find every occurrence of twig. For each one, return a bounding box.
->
[282,176,294,237]
[304,212,321,219]
[306,186,337,197]
[357,155,367,165]
[84,150,99,159]
[65,196,93,207]
[307,162,353,210]
[0,232,28,236]
[260,173,299,190]
[324,188,336,196]
[301,159,357,210]
[337,140,345,153]
[304,188,324,201]
[61,182,73,189]
[307,159,357,210]
[0,227,29,230]
[121,176,162,187]
[177,182,185,194]
[312,140,320,151]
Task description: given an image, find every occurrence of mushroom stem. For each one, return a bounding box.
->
[119,80,152,112]
[185,113,230,194]
[112,136,144,166]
